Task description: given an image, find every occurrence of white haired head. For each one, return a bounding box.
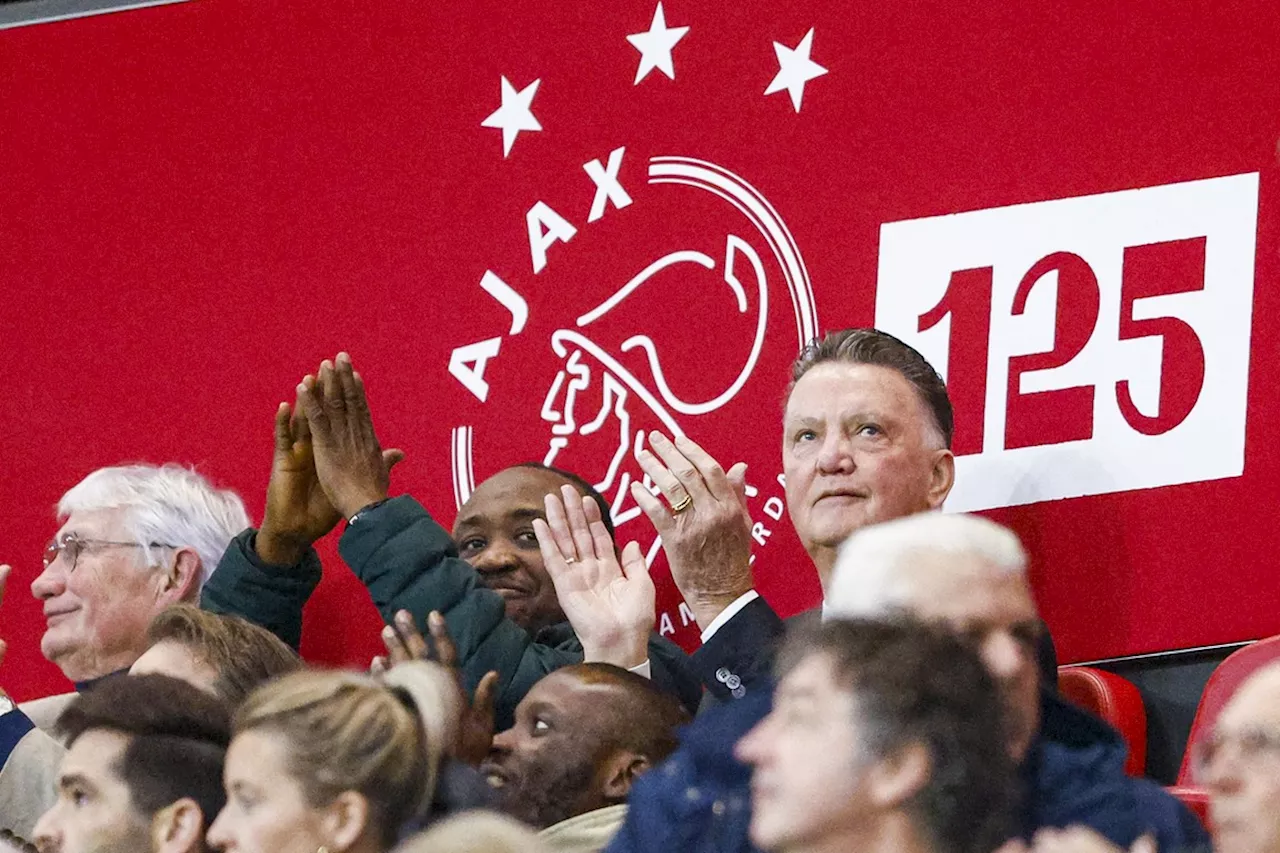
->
[57,464,248,593]
[826,512,1027,619]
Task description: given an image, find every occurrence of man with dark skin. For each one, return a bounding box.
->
[479,663,687,852]
[202,353,701,727]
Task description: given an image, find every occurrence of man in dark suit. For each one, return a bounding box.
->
[625,327,960,699]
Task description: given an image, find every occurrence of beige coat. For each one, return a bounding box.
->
[0,693,75,842]
[538,804,628,853]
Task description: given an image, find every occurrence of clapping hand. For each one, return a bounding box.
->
[629,431,754,631]
[373,609,499,767]
[534,485,654,670]
[294,352,404,521]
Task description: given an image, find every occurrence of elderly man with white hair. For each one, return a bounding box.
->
[0,464,247,842]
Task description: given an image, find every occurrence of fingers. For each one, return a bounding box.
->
[0,564,9,601]
[629,480,673,536]
[319,358,342,420]
[427,611,457,669]
[394,610,429,659]
[541,492,580,564]
[381,624,411,665]
[560,485,599,568]
[726,461,750,513]
[672,434,736,502]
[635,433,695,510]
[619,540,649,580]
[382,448,406,471]
[273,402,293,454]
[474,669,500,714]
[582,496,617,570]
[370,655,388,676]
[336,353,374,440]
[296,374,327,433]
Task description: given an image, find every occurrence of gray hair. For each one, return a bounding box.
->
[57,464,248,592]
[826,512,1027,619]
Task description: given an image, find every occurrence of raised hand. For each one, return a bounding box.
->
[629,431,754,631]
[534,484,654,669]
[295,352,404,520]
[373,609,499,767]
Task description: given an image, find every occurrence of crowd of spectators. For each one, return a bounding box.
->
[0,329,1271,853]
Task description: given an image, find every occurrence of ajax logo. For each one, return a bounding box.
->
[447,153,819,554]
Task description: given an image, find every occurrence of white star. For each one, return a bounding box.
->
[764,28,828,112]
[626,2,690,85]
[481,76,542,158]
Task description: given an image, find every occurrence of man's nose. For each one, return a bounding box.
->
[31,809,57,853]
[490,727,517,754]
[31,562,66,601]
[981,631,1027,681]
[815,433,855,475]
[1202,740,1244,791]
[469,542,521,576]
[734,714,776,766]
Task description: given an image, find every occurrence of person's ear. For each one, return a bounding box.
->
[320,790,371,852]
[158,547,203,603]
[601,751,652,801]
[867,742,931,809]
[150,798,206,853]
[926,449,955,509]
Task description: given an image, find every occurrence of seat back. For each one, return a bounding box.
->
[1178,634,1280,785]
[1058,665,1147,776]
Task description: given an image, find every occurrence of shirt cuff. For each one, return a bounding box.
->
[627,659,652,679]
[699,590,760,643]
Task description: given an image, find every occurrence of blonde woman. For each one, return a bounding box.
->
[208,661,459,853]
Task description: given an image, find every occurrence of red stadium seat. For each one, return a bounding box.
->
[1058,666,1147,776]
[1177,634,1280,786]
[1166,785,1211,828]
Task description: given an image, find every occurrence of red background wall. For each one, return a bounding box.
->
[1,0,1277,700]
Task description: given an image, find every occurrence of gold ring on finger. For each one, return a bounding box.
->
[671,494,693,514]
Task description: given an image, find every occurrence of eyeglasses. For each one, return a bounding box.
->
[42,533,176,573]
[1192,726,1280,778]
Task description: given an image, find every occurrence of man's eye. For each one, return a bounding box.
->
[533,718,551,735]
[459,538,485,553]
[515,530,538,545]
[794,429,817,443]
[857,424,882,437]
[68,788,89,807]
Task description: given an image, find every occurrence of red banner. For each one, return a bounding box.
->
[1,0,1277,700]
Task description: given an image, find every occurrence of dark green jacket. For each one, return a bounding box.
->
[202,495,703,728]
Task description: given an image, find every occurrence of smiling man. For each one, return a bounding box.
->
[0,466,246,842]
[480,663,687,852]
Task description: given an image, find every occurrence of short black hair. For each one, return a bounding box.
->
[56,674,231,836]
[790,329,954,449]
[513,463,616,538]
[563,663,689,763]
[777,619,1014,853]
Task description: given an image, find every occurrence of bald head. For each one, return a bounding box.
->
[1204,662,1280,853]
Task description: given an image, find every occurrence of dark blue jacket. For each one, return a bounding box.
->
[606,684,1208,853]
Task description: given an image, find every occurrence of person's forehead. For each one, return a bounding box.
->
[785,363,927,423]
[522,669,617,712]
[1220,666,1280,730]
[457,468,573,525]
[899,551,1038,625]
[56,506,130,538]
[63,729,130,782]
[778,653,845,703]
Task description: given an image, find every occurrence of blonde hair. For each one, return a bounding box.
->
[233,661,460,846]
[394,811,548,853]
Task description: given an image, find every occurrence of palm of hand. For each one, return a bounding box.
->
[556,550,655,642]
